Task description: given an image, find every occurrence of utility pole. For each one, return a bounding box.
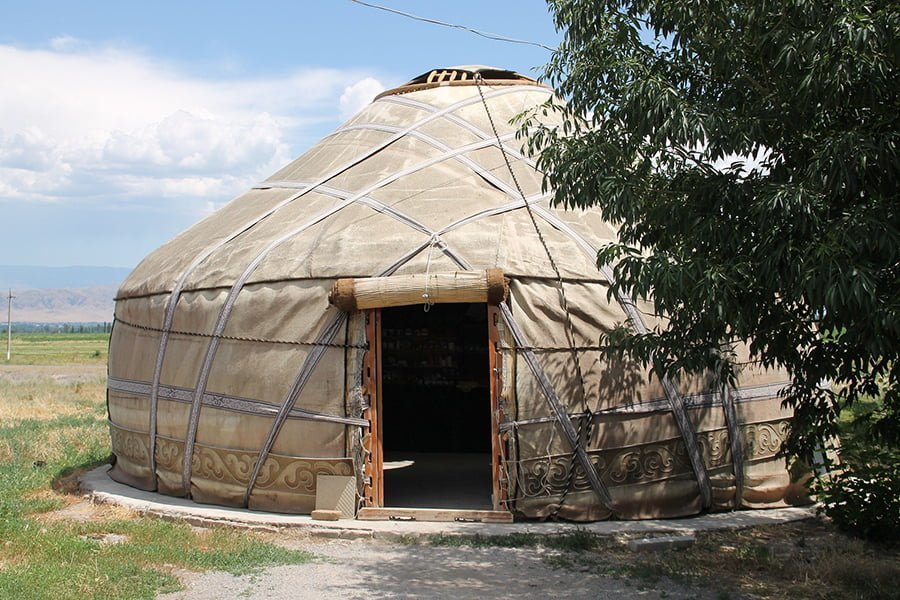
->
[6,288,13,361]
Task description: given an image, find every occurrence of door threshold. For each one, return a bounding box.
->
[357,507,513,523]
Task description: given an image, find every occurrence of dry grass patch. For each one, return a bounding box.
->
[0,376,106,424]
[37,500,139,526]
[542,520,900,600]
[26,488,79,507]
[5,420,110,476]
[37,423,108,460]
[0,437,12,464]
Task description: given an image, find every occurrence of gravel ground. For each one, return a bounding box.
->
[158,538,718,600]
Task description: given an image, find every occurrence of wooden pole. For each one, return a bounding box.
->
[329,269,508,312]
[5,288,13,361]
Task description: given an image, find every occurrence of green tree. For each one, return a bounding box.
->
[526,0,899,461]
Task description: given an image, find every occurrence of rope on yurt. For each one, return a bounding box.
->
[114,316,367,349]
[475,75,611,517]
[703,351,745,506]
[421,235,441,312]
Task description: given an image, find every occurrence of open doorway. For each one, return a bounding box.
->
[379,303,492,509]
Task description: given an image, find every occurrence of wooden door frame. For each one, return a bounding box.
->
[487,305,508,511]
[362,310,384,507]
[361,304,507,512]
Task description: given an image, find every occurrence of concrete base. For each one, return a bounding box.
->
[80,465,817,540]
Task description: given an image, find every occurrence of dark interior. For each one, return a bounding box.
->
[381,303,492,509]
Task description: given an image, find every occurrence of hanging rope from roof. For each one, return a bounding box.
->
[421,235,440,312]
[473,74,606,517]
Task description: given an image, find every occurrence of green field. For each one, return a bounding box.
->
[2,332,110,365]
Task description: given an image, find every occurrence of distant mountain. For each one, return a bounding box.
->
[7,285,116,323]
[0,265,131,291]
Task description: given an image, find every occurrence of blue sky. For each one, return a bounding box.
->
[0,1,560,268]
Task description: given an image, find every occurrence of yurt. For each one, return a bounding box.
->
[107,66,809,522]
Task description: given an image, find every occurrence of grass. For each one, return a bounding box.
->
[2,332,110,365]
[834,395,897,467]
[0,371,311,600]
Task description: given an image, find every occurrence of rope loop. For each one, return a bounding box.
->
[422,234,440,313]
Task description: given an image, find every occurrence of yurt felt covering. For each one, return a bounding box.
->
[107,67,810,520]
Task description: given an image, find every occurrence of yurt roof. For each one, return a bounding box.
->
[377,65,544,98]
[117,67,617,300]
[105,67,803,522]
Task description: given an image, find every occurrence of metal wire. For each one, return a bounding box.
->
[347,0,555,51]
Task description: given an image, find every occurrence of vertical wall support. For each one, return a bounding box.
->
[487,305,508,511]
[721,384,745,507]
[362,310,384,507]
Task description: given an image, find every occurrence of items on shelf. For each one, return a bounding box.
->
[381,324,489,389]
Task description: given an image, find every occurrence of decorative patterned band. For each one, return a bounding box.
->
[513,420,788,499]
[108,376,368,428]
[108,422,353,494]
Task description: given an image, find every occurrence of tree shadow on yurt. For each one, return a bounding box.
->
[380,303,492,509]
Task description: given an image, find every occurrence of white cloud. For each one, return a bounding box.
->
[0,127,58,171]
[49,35,84,52]
[99,110,290,174]
[0,40,380,211]
[339,77,386,120]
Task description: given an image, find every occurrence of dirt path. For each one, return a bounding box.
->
[158,538,718,600]
[0,364,106,383]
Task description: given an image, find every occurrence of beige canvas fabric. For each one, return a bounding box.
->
[107,67,809,520]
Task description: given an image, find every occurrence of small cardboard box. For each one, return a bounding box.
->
[314,475,356,519]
